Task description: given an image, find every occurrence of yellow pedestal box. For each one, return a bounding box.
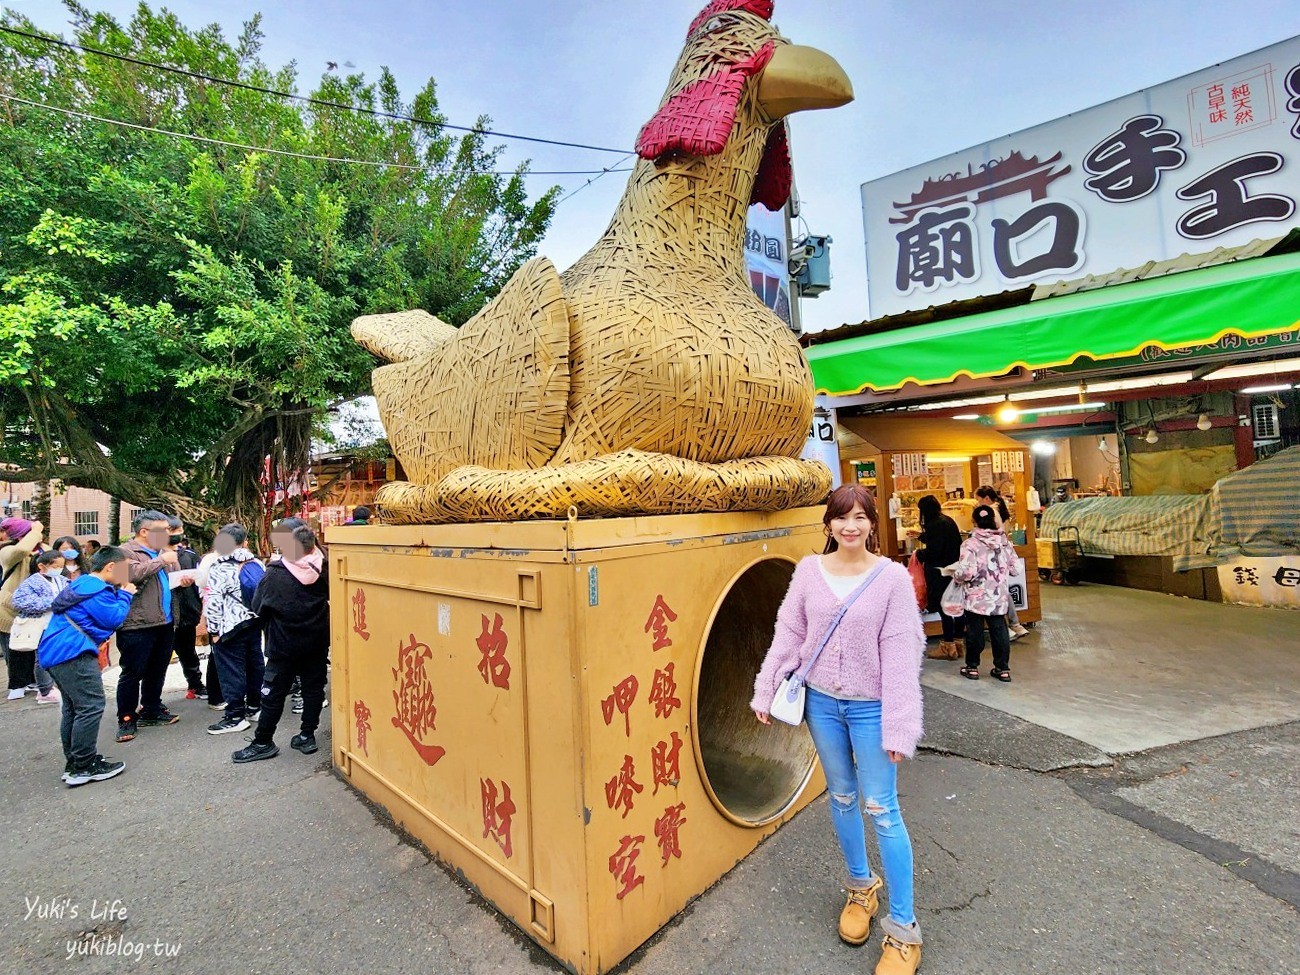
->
[327,509,827,974]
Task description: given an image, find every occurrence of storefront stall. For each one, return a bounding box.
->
[836,414,1041,632]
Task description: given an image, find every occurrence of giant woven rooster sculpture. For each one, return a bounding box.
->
[353,0,853,523]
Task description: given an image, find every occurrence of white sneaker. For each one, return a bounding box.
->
[6,688,24,700]
[1010,624,1030,639]
[36,689,61,704]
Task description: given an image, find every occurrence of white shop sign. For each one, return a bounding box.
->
[861,36,1300,318]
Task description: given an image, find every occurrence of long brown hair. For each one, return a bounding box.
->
[822,484,879,554]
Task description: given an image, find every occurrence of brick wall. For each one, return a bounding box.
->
[1,480,135,544]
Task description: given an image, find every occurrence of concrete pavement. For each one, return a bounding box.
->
[922,584,1300,754]
[1,670,1296,975]
[3,583,1298,974]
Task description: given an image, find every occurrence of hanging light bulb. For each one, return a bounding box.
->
[1098,435,1108,451]
[1145,427,1159,444]
[996,396,1020,424]
[1197,413,1212,431]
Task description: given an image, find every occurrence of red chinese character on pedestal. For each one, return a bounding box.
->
[390,633,446,766]
[601,674,638,737]
[650,731,683,795]
[605,754,644,819]
[608,834,646,900]
[654,802,688,864]
[352,589,371,641]
[475,612,511,690]
[648,663,681,719]
[644,595,678,651]
[354,699,372,756]
[481,777,517,858]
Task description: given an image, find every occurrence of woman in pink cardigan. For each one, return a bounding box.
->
[752,485,926,975]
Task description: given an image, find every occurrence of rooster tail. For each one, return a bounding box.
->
[351,309,459,364]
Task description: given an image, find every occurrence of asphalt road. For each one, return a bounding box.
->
[1,668,1296,975]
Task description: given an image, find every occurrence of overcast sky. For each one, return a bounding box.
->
[18,0,1300,332]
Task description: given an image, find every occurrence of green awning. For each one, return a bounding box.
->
[806,251,1300,396]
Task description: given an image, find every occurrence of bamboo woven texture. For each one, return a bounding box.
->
[375,451,831,524]
[352,1,838,524]
[365,258,570,486]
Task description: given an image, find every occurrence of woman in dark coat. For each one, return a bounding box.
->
[915,495,964,659]
[230,518,329,764]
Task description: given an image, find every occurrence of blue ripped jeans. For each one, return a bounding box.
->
[804,688,916,925]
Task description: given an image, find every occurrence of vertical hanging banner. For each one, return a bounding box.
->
[862,36,1300,319]
[744,202,794,327]
[800,403,841,487]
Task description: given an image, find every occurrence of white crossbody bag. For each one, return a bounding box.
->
[769,560,888,725]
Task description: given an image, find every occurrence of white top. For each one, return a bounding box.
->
[818,558,871,600]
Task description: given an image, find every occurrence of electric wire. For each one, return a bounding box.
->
[0,24,633,155]
[0,93,633,177]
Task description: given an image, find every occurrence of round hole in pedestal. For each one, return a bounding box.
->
[693,557,818,828]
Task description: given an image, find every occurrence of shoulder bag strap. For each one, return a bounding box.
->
[791,559,889,688]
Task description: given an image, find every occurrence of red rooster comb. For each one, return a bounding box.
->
[634,0,791,210]
[688,0,775,36]
[635,43,775,160]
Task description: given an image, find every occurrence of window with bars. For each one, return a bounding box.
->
[20,500,32,520]
[74,511,100,536]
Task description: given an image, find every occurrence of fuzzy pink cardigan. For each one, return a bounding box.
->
[750,556,926,756]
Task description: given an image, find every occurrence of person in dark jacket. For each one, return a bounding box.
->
[115,509,183,742]
[38,546,136,786]
[914,495,965,660]
[165,516,206,698]
[232,518,330,763]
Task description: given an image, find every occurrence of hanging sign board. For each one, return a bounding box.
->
[862,36,1300,318]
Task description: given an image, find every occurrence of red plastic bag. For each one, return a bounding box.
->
[907,552,927,610]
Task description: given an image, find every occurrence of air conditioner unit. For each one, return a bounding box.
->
[1252,403,1280,443]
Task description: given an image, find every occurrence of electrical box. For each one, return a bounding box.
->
[793,235,832,297]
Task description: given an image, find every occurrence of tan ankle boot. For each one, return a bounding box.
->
[925,641,952,660]
[838,877,882,945]
[875,936,922,975]
[875,919,923,975]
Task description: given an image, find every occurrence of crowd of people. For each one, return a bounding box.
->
[0,511,332,787]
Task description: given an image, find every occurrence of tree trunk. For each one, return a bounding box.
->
[34,480,52,529]
[108,497,121,544]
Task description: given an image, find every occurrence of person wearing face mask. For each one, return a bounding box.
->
[164,516,206,699]
[115,510,185,742]
[51,537,90,581]
[8,550,68,703]
[1,517,46,699]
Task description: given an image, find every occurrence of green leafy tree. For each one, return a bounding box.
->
[0,1,557,539]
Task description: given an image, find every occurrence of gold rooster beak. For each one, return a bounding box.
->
[756,44,854,119]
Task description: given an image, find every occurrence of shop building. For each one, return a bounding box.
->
[800,36,1300,603]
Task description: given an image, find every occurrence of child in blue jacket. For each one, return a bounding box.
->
[38,546,137,787]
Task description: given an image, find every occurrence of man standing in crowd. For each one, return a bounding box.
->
[204,524,265,735]
[166,516,206,699]
[116,511,185,742]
